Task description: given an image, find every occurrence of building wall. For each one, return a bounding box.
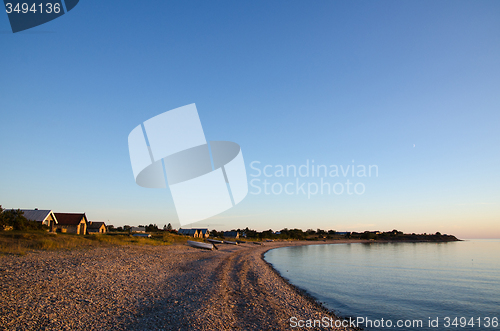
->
[55,220,86,235]
[45,214,56,231]
[79,221,87,235]
[56,225,78,234]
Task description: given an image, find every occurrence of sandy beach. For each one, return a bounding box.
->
[0,240,364,331]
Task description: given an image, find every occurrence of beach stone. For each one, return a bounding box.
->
[0,240,362,330]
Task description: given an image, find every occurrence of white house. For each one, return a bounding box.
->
[21,209,58,231]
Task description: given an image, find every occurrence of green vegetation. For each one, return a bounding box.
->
[0,206,48,231]
[1,205,458,255]
[210,227,335,241]
[345,229,458,241]
[0,230,195,256]
[211,227,459,242]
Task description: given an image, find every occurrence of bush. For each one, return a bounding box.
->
[0,208,48,231]
[360,231,378,240]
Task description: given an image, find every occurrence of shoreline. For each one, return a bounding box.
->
[0,239,456,330]
[259,240,369,327]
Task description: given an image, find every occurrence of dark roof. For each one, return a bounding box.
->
[178,228,209,236]
[178,228,198,236]
[88,221,106,229]
[197,228,209,235]
[224,231,239,237]
[54,213,87,225]
[21,210,56,223]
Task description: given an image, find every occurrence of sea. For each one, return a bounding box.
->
[264,240,500,330]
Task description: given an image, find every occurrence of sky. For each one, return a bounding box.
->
[1,0,499,238]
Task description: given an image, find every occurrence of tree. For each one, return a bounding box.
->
[361,231,377,240]
[259,229,276,239]
[166,223,172,231]
[146,224,158,232]
[210,229,224,238]
[0,205,4,230]
[306,229,316,236]
[0,209,47,231]
[243,227,258,238]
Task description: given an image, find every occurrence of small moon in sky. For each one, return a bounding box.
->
[413,144,416,147]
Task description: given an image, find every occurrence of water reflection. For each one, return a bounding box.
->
[264,240,500,331]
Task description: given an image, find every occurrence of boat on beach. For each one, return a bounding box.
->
[224,241,238,245]
[132,233,151,238]
[207,239,224,244]
[187,240,214,250]
[253,242,264,245]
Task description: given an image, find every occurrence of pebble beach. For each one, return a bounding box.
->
[0,240,361,330]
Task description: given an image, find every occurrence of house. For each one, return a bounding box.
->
[336,232,351,236]
[130,226,146,233]
[21,209,58,231]
[87,221,107,234]
[223,231,239,239]
[196,229,210,238]
[54,213,88,235]
[177,228,210,238]
[178,228,199,237]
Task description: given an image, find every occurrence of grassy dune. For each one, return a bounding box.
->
[0,231,201,255]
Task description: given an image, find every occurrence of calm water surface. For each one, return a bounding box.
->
[264,240,500,330]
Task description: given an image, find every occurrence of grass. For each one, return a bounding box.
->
[0,231,198,256]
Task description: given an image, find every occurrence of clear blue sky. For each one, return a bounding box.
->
[1,0,499,238]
